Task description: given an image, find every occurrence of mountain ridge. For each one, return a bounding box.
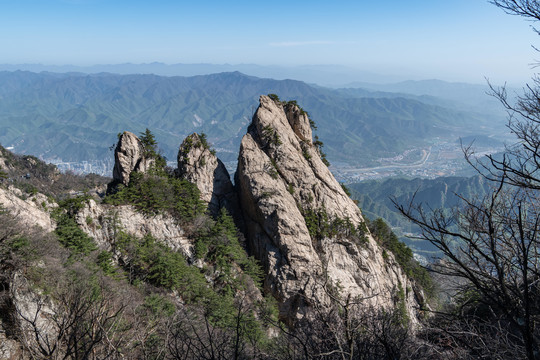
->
[0,71,508,168]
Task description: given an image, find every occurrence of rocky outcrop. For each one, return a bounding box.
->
[0,186,55,233]
[236,95,420,322]
[113,131,154,186]
[177,133,242,222]
[76,199,192,258]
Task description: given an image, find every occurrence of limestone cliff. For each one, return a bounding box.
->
[112,131,154,186]
[236,95,421,322]
[177,133,240,220]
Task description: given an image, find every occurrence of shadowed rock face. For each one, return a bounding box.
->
[113,131,154,186]
[236,95,421,323]
[177,133,241,221]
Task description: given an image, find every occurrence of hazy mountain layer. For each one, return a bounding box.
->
[0,71,506,166]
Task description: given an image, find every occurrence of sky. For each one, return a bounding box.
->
[1,0,539,85]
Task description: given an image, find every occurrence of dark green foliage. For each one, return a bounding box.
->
[261,125,282,147]
[104,172,205,221]
[395,283,410,326]
[199,132,215,155]
[181,133,216,161]
[139,128,158,156]
[194,208,263,290]
[284,99,309,117]
[53,196,97,256]
[341,183,352,197]
[139,128,167,174]
[309,118,317,130]
[55,216,97,256]
[287,183,295,194]
[267,93,280,102]
[142,294,176,318]
[301,206,368,246]
[58,194,93,216]
[96,251,117,276]
[132,235,210,299]
[369,218,434,299]
[314,135,330,166]
[113,229,268,346]
[301,145,312,161]
[268,159,279,179]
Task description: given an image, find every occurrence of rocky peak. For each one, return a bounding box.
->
[236,95,420,323]
[112,131,155,186]
[177,133,240,219]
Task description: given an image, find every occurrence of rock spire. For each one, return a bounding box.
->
[236,95,421,322]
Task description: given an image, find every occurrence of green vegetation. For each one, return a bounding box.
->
[261,125,282,147]
[104,172,205,221]
[349,176,490,256]
[340,183,352,197]
[193,208,263,291]
[267,158,280,179]
[287,183,294,194]
[0,144,109,198]
[53,196,97,256]
[314,135,330,166]
[139,128,167,174]
[267,95,330,167]
[301,206,368,247]
[0,72,504,168]
[181,132,216,163]
[368,218,434,300]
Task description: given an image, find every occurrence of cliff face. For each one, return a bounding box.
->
[236,95,420,322]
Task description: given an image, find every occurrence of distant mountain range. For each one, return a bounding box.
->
[0,63,407,86]
[0,70,509,166]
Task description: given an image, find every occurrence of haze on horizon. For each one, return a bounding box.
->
[1,0,538,86]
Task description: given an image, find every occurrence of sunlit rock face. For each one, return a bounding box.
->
[113,131,154,186]
[236,95,421,324]
[177,133,239,219]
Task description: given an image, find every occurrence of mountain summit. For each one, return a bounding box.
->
[235,95,422,322]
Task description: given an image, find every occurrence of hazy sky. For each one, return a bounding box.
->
[1,0,539,84]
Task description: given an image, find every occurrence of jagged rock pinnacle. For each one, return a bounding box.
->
[112,131,154,186]
[236,95,421,323]
[177,133,240,219]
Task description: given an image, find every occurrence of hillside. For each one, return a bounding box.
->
[0,71,507,167]
[348,176,492,256]
[0,97,434,359]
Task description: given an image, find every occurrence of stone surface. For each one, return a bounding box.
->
[76,199,193,258]
[236,95,421,323]
[113,131,154,186]
[177,133,241,220]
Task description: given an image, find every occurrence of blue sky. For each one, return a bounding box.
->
[1,0,538,84]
